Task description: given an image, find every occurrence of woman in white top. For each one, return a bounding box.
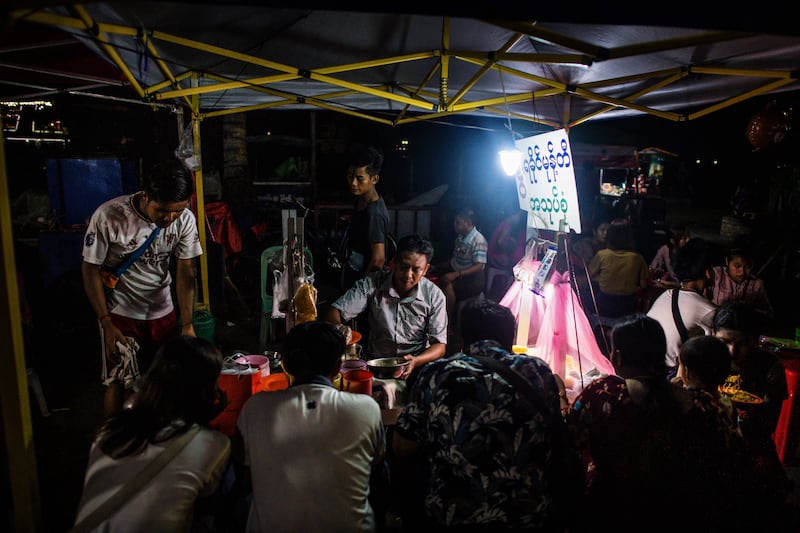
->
[73,336,231,532]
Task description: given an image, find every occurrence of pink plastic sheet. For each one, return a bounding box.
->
[499,265,616,385]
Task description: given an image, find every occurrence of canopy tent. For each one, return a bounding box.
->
[5,3,800,129]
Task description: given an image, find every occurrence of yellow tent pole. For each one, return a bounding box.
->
[190,78,210,312]
[0,119,42,532]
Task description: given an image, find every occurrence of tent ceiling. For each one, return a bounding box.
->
[5,3,800,129]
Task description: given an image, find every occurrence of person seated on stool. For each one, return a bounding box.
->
[430,208,488,331]
[325,233,447,380]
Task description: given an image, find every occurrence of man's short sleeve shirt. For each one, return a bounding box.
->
[332,272,447,356]
[450,226,488,271]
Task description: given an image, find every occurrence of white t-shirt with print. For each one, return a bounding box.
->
[82,194,203,320]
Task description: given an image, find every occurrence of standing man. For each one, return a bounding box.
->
[81,159,203,417]
[342,144,390,290]
[326,233,447,379]
[433,208,488,327]
[233,320,385,533]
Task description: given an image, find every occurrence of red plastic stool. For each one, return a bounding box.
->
[773,358,800,465]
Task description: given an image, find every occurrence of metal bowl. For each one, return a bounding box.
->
[367,357,409,379]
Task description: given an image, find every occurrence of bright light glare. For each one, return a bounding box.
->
[499,149,522,176]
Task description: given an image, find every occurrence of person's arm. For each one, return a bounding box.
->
[400,342,446,378]
[325,306,344,324]
[650,245,667,270]
[366,242,386,273]
[175,257,197,337]
[440,262,484,284]
[81,260,126,357]
[749,278,775,319]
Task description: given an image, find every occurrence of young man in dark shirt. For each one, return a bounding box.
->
[342,144,390,290]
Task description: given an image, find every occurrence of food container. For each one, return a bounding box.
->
[341,358,367,374]
[367,357,410,379]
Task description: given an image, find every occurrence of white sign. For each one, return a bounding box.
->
[513,129,582,234]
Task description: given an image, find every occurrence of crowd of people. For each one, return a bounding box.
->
[69,149,797,532]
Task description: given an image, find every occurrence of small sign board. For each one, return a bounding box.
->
[513,129,582,234]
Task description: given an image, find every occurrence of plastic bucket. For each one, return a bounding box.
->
[234,355,271,394]
[210,368,255,436]
[261,373,290,392]
[341,359,367,374]
[342,369,373,396]
[192,310,216,342]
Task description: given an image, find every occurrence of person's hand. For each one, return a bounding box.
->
[102,322,127,362]
[441,271,459,284]
[400,354,416,379]
[181,322,197,337]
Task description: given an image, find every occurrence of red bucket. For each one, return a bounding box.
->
[210,369,255,436]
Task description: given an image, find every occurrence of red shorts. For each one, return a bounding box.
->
[100,311,178,385]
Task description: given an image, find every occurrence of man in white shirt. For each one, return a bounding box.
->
[233,320,385,533]
[646,238,717,376]
[82,159,203,416]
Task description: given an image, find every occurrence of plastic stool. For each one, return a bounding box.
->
[773,358,800,465]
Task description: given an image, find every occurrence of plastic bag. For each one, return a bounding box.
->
[175,122,201,171]
[272,269,287,319]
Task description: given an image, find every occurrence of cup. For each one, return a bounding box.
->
[342,369,373,396]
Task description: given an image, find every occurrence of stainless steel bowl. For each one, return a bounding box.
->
[367,357,409,379]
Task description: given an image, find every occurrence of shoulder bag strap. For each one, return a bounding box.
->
[69,423,200,533]
[109,227,161,277]
[671,289,689,342]
[473,355,560,428]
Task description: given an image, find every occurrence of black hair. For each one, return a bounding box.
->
[455,207,476,226]
[673,237,713,282]
[143,159,195,203]
[605,219,634,250]
[678,335,731,389]
[611,314,668,380]
[395,233,434,263]
[712,301,763,341]
[346,144,383,176]
[460,299,516,351]
[725,245,753,265]
[98,335,224,458]
[283,320,345,379]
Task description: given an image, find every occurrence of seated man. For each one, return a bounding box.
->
[432,208,488,328]
[233,321,386,532]
[392,299,580,530]
[325,233,447,379]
